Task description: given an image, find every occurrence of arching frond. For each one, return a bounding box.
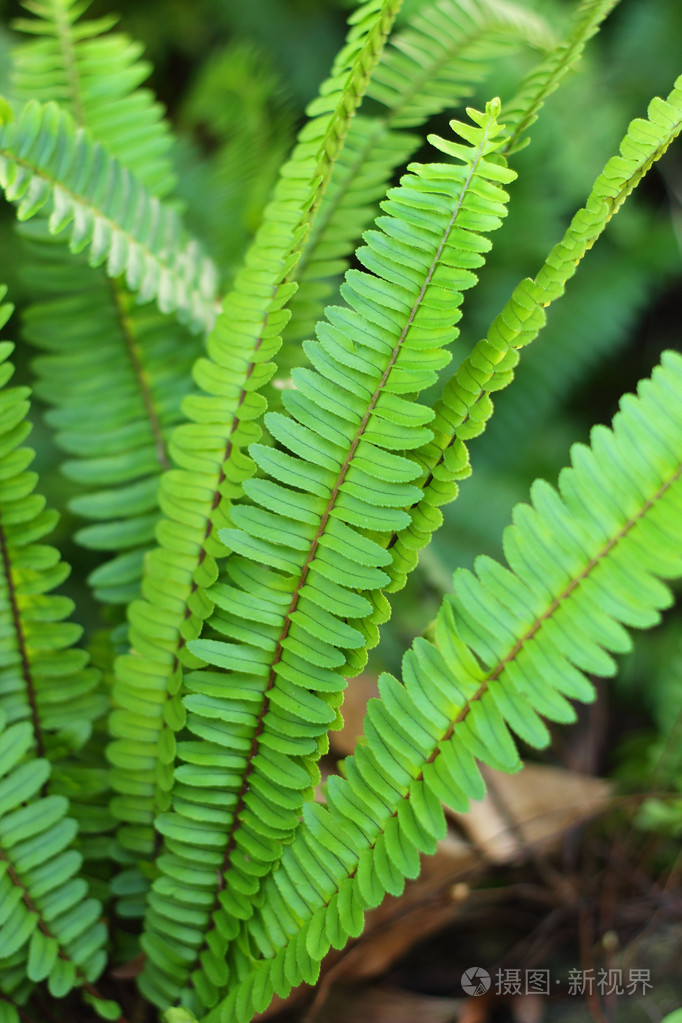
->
[112,0,403,903]
[283,0,552,349]
[12,0,176,196]
[0,99,218,332]
[139,102,516,1012]
[386,72,682,592]
[206,348,682,1023]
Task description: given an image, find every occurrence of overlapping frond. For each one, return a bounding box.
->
[12,2,200,610]
[205,348,682,1023]
[138,103,516,1012]
[12,0,176,196]
[283,0,552,348]
[0,99,218,332]
[111,0,403,894]
[20,225,197,606]
[385,72,682,592]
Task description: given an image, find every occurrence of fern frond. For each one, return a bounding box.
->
[0,327,109,1006]
[207,348,682,1023]
[284,0,552,347]
[0,99,218,332]
[12,3,200,610]
[138,102,516,1012]
[0,320,104,761]
[386,72,682,592]
[19,225,197,606]
[111,0,403,894]
[12,0,176,196]
[0,709,109,1004]
[501,0,621,155]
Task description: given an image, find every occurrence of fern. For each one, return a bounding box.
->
[138,100,516,1011]
[0,99,218,332]
[110,0,403,888]
[282,0,552,350]
[385,72,682,590]
[10,1,204,607]
[205,348,682,1023]
[0,320,103,765]
[0,332,111,1014]
[12,0,176,196]
[0,1,676,1020]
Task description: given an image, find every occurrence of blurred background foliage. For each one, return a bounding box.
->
[0,0,680,855]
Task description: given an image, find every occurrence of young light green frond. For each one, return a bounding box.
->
[0,710,110,1006]
[138,104,516,1012]
[0,99,218,332]
[386,71,682,593]
[501,0,621,155]
[283,0,552,348]
[206,348,682,1023]
[12,0,176,197]
[111,0,403,891]
[20,223,198,607]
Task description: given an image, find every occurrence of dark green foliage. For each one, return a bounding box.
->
[0,1,679,1021]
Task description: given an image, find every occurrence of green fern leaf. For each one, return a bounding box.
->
[386,72,682,591]
[114,0,403,916]
[0,313,104,760]
[139,101,516,1012]
[0,98,218,332]
[12,0,176,196]
[208,348,682,1023]
[0,323,108,1004]
[283,0,552,348]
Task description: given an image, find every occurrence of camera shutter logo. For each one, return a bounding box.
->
[461,967,491,996]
